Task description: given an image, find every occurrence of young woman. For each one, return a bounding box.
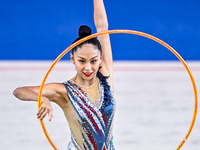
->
[13,0,115,149]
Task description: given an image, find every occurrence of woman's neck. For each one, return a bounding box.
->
[73,74,96,87]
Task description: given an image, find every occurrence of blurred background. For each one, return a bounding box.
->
[1,0,200,61]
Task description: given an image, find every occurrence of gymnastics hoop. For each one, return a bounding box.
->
[38,29,198,150]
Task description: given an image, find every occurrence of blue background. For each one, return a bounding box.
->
[1,0,200,60]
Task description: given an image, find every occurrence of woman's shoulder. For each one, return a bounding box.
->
[46,82,65,87]
[44,82,68,95]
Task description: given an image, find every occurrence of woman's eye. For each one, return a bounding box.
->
[79,60,85,63]
[91,60,97,63]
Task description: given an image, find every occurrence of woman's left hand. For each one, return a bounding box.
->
[37,97,53,122]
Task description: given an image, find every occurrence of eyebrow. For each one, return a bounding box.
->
[78,56,98,59]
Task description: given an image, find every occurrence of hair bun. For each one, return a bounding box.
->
[78,25,92,38]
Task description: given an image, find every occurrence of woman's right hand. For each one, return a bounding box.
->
[37,97,53,122]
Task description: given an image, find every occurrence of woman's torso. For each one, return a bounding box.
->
[62,73,116,150]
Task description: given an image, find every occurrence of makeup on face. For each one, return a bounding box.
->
[83,72,93,77]
[71,44,102,84]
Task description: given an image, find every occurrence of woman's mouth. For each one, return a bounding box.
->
[83,72,93,77]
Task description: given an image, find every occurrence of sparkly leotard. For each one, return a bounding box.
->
[63,71,115,150]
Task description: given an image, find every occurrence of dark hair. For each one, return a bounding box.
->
[72,25,102,55]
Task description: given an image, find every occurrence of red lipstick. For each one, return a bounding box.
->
[83,72,93,77]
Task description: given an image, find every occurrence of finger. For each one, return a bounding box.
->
[37,106,45,115]
[37,107,43,118]
[37,107,45,119]
[48,109,53,122]
[39,108,49,121]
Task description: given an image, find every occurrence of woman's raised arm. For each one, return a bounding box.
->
[93,0,113,76]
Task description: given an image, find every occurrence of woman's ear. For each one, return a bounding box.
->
[101,53,103,60]
[70,53,75,64]
[99,53,103,64]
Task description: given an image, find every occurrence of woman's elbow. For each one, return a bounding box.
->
[95,19,108,30]
[13,87,25,101]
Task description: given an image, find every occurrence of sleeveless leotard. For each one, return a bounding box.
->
[63,71,115,150]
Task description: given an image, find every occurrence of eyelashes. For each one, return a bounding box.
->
[78,59,97,63]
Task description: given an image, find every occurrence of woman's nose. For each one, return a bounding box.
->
[85,62,91,70]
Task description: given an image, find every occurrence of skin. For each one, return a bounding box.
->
[13,0,113,124]
[70,44,102,87]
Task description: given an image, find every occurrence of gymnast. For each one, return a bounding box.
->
[13,0,116,149]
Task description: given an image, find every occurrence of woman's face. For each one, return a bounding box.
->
[71,43,102,82]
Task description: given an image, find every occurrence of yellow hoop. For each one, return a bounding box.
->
[38,29,198,150]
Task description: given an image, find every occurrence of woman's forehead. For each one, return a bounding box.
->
[78,43,97,50]
[75,44,100,55]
